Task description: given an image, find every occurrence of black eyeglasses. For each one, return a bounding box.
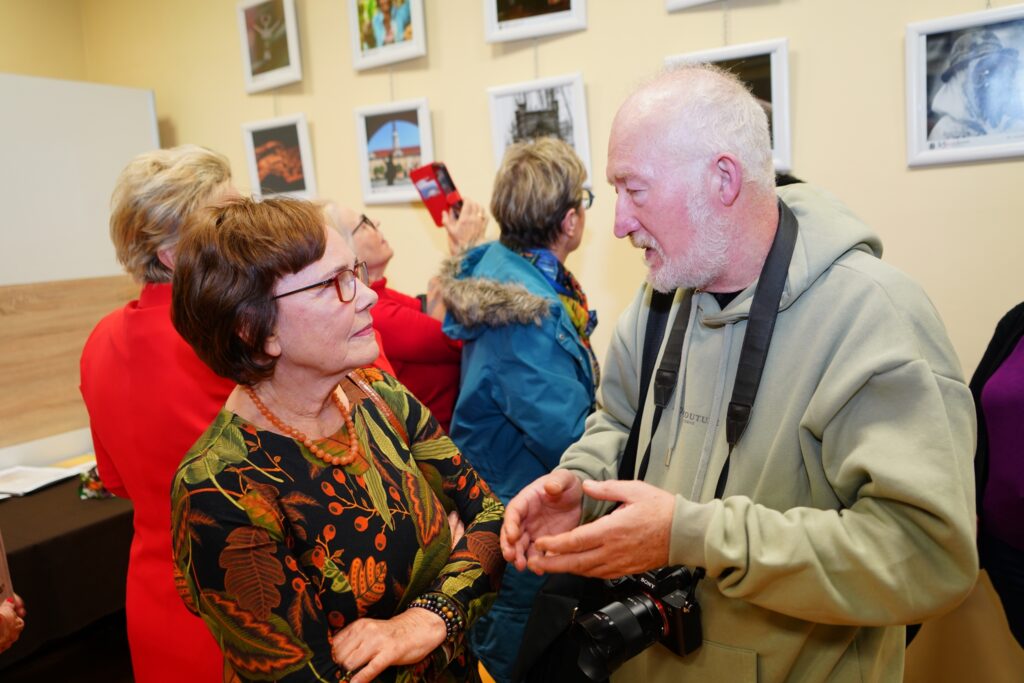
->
[273,261,369,303]
[580,188,595,210]
[353,214,377,235]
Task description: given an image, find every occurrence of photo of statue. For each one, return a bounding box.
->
[926,20,1024,146]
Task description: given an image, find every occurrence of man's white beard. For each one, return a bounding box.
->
[632,190,731,292]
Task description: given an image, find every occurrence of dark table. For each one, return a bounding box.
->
[0,478,133,669]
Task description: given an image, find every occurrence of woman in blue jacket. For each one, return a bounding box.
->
[439,137,599,683]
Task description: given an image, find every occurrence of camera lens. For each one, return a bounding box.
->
[574,594,667,681]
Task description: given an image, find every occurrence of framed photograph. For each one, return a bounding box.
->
[242,113,317,198]
[487,72,593,183]
[906,5,1024,167]
[484,0,587,44]
[666,0,719,10]
[666,38,792,172]
[348,0,427,71]
[355,98,434,204]
[236,0,302,93]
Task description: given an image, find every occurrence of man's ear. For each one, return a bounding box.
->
[157,246,176,271]
[714,154,743,207]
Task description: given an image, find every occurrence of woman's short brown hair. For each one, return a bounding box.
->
[490,137,587,252]
[110,145,232,284]
[172,197,327,385]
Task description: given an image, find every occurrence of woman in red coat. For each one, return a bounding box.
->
[79,151,397,683]
[79,145,238,682]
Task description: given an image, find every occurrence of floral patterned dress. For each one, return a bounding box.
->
[171,368,505,682]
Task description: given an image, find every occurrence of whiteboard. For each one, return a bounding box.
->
[0,73,159,286]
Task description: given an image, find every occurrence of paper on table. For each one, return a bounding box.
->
[0,466,77,495]
[52,453,97,474]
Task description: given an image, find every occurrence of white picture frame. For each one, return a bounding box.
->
[666,0,719,11]
[354,98,433,204]
[666,38,792,172]
[236,0,303,93]
[487,72,593,183]
[905,5,1024,167]
[241,113,317,198]
[347,0,427,71]
[484,0,587,44]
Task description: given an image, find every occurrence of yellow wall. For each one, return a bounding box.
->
[55,0,1021,376]
[0,0,86,80]
[1,0,1019,397]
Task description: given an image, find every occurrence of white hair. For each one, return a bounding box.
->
[320,200,357,251]
[647,63,775,192]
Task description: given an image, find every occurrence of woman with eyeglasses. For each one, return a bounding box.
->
[321,200,487,433]
[169,197,504,683]
[437,137,599,683]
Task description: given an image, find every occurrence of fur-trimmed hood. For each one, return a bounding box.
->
[439,242,556,340]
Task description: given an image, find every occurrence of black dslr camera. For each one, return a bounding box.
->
[572,566,704,681]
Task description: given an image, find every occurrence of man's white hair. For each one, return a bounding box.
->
[648,63,775,192]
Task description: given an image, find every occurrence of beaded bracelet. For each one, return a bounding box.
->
[408,592,466,640]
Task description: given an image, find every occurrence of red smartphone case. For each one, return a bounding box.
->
[410,162,462,227]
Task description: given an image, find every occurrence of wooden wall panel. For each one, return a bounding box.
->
[0,275,136,448]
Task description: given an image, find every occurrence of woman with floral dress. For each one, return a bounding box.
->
[169,196,504,683]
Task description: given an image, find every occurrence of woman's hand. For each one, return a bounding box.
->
[442,200,487,256]
[331,608,446,683]
[424,277,447,322]
[447,508,466,547]
[0,595,26,653]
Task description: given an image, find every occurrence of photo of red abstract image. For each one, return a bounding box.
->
[251,124,306,194]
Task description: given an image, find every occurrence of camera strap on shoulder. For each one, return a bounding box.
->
[630,199,799,496]
[616,288,677,480]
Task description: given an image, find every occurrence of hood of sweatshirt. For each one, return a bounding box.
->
[701,183,884,327]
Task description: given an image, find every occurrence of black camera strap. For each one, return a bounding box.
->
[616,288,677,481]
[629,200,799,498]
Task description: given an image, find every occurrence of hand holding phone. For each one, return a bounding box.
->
[410,162,464,227]
[443,199,487,255]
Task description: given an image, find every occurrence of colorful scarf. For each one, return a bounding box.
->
[518,248,600,387]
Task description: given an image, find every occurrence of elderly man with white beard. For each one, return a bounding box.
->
[500,64,978,683]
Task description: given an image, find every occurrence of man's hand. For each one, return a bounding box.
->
[500,470,584,572]
[527,480,675,579]
[331,608,446,683]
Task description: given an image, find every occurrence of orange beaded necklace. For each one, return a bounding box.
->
[244,385,360,467]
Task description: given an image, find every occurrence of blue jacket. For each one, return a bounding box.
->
[440,241,596,682]
[441,241,596,503]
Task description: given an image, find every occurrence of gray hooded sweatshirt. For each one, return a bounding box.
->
[559,183,977,682]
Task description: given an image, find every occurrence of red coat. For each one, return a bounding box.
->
[79,284,395,682]
[80,283,232,682]
[370,278,461,432]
